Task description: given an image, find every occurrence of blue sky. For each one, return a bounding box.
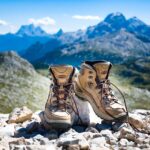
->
[0,0,150,34]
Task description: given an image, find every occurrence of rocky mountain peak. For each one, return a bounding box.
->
[55,28,64,37]
[16,24,48,37]
[104,12,126,24]
[0,51,36,75]
[127,17,146,27]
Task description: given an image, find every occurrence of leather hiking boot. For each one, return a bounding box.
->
[74,61,128,122]
[42,65,80,130]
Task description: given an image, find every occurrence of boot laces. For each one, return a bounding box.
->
[47,82,83,124]
[96,79,118,104]
[50,82,73,111]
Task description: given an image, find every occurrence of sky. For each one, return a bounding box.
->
[0,0,150,34]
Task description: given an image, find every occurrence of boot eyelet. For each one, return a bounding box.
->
[89,71,93,74]
[88,82,94,88]
[88,76,93,79]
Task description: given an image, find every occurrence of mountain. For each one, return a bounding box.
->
[22,38,62,62]
[86,12,127,38]
[16,24,48,37]
[0,24,51,52]
[22,28,86,62]
[54,28,64,37]
[34,29,150,66]
[86,12,150,40]
[0,51,49,113]
[24,12,150,66]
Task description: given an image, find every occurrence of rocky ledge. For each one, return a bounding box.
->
[0,106,150,150]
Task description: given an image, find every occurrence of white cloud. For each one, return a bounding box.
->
[28,17,56,26]
[0,19,8,26]
[72,15,102,20]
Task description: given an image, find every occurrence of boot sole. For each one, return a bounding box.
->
[40,111,72,130]
[44,119,71,130]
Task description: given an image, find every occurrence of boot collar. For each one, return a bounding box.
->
[49,65,75,85]
[84,61,112,80]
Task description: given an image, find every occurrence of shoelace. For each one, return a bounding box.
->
[46,82,83,124]
[96,78,147,135]
[96,78,129,121]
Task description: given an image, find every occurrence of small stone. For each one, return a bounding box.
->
[0,124,15,137]
[9,138,26,145]
[57,129,89,149]
[112,122,128,131]
[89,137,110,150]
[33,134,44,140]
[8,106,33,124]
[81,132,101,141]
[129,113,144,129]
[61,144,80,150]
[131,109,150,116]
[119,138,129,146]
[100,129,117,145]
[119,127,136,142]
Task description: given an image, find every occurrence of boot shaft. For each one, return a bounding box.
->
[49,65,75,85]
[83,61,112,80]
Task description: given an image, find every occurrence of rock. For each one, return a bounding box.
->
[33,134,44,140]
[31,111,42,122]
[129,113,144,130]
[8,106,33,124]
[9,145,26,150]
[112,122,128,131]
[119,138,129,146]
[61,144,80,150]
[119,127,136,142]
[0,114,9,127]
[129,113,150,134]
[100,129,117,145]
[57,129,89,149]
[0,114,9,121]
[26,145,57,150]
[81,131,102,142]
[9,137,26,145]
[0,124,15,137]
[131,109,150,115]
[0,108,150,149]
[89,137,111,150]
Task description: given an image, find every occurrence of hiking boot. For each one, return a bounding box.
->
[74,61,128,122]
[42,65,79,130]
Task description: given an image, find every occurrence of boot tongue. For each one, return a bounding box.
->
[93,62,112,80]
[50,65,74,85]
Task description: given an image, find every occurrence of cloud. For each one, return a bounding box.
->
[72,15,102,20]
[28,17,56,26]
[0,19,8,26]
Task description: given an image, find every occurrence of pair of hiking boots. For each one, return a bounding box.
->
[41,61,128,130]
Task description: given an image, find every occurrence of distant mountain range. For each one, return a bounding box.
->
[0,24,52,52]
[0,12,150,66]
[24,12,150,66]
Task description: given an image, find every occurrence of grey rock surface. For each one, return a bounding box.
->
[0,107,150,150]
